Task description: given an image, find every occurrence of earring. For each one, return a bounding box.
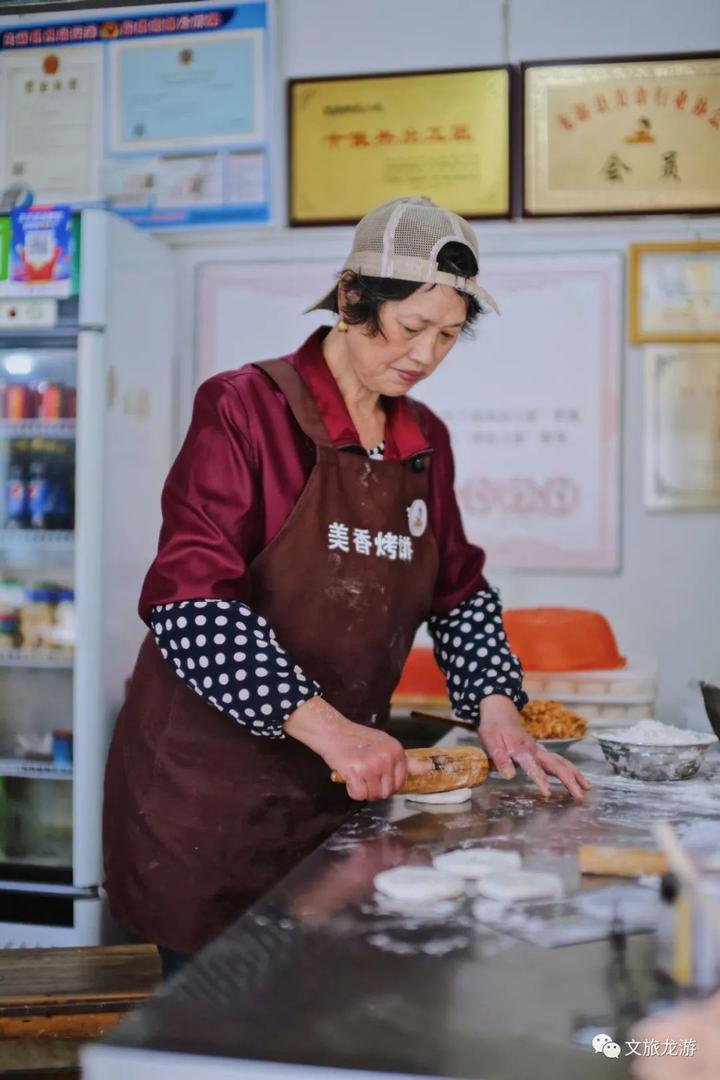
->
[337,319,348,333]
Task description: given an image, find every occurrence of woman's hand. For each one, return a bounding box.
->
[477,694,591,801]
[284,696,431,801]
[630,989,720,1079]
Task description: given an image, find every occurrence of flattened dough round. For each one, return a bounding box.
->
[474,870,564,902]
[374,866,466,903]
[408,801,469,815]
[433,848,522,879]
[405,787,472,805]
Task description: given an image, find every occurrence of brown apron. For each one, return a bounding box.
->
[103,360,439,952]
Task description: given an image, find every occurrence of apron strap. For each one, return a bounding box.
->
[253,359,334,449]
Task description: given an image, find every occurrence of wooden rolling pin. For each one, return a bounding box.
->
[330,745,489,795]
[579,844,670,878]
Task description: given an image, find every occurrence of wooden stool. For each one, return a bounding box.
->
[0,944,161,1077]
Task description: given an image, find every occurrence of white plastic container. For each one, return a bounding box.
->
[522,654,657,726]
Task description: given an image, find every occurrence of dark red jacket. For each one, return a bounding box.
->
[139,327,488,623]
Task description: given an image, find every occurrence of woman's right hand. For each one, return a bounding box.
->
[283,696,431,801]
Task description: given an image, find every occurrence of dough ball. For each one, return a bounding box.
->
[405,787,472,805]
[373,866,466,903]
[474,870,564,902]
[432,848,522,879]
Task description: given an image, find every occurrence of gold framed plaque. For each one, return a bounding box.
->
[630,242,720,343]
[523,54,720,216]
[289,67,511,225]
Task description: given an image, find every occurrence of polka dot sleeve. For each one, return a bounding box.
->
[427,587,528,726]
[150,600,321,739]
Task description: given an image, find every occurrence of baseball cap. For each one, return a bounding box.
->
[305,196,499,315]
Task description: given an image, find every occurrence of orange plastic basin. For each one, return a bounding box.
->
[393,646,448,703]
[504,607,626,672]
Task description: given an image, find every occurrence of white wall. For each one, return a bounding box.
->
[279,0,720,69]
[6,0,716,723]
[170,0,720,728]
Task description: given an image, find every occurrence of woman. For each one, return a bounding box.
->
[103,196,590,976]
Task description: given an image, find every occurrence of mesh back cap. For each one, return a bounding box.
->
[305,196,499,315]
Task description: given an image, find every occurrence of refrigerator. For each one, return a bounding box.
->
[0,209,174,945]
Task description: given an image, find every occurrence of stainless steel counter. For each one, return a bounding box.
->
[83,740,720,1080]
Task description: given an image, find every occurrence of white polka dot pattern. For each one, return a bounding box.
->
[427,586,528,725]
[151,600,321,738]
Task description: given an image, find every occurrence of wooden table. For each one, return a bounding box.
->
[0,944,160,1077]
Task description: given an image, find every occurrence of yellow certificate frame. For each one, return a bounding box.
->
[289,67,511,226]
[523,53,720,217]
[630,242,720,343]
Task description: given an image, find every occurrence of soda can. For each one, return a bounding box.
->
[52,730,73,765]
[5,465,28,527]
[49,473,72,530]
[28,462,51,529]
[37,382,64,420]
[4,382,36,419]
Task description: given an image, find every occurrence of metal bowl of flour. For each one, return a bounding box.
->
[595,729,716,781]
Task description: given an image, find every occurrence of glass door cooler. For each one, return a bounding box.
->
[0,211,174,945]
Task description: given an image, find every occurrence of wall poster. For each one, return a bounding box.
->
[196,251,623,571]
[0,3,273,229]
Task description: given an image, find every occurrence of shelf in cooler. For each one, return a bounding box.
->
[0,758,72,779]
[0,878,88,896]
[0,324,78,344]
[0,529,74,549]
[0,419,76,439]
[0,648,73,669]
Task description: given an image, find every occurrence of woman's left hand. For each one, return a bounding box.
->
[476,694,591,801]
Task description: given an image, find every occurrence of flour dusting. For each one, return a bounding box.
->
[598,719,715,746]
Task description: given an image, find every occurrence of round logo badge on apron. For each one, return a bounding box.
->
[407,498,428,537]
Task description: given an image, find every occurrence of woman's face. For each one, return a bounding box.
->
[340,283,468,397]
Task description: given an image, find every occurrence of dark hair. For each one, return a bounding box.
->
[333,241,484,337]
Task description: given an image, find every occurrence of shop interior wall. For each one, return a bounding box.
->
[3,0,717,723]
[172,0,720,727]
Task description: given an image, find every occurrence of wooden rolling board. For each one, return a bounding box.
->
[579,844,669,877]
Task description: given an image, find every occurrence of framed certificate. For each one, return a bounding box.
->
[289,67,512,225]
[0,44,104,203]
[644,345,720,510]
[109,30,264,153]
[630,242,720,343]
[523,53,720,216]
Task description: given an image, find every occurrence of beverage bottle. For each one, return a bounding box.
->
[28,461,51,529]
[5,464,28,528]
[49,466,72,530]
[54,589,75,649]
[4,383,35,419]
[63,387,76,419]
[36,382,64,420]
